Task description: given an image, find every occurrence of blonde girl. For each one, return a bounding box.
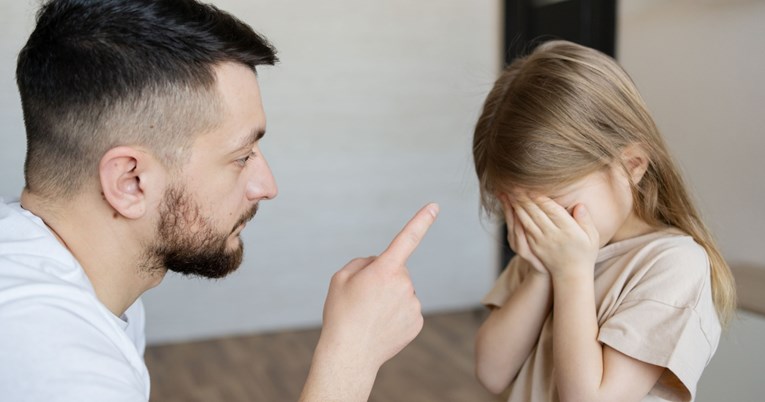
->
[473,40,735,402]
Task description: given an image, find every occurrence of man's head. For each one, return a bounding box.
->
[141,62,278,279]
[17,0,279,278]
[17,0,278,197]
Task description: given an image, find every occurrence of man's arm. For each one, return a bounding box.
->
[299,203,439,402]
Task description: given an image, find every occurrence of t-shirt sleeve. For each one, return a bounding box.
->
[597,239,721,402]
[481,256,530,308]
[0,284,149,402]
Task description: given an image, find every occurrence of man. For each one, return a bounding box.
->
[0,1,438,401]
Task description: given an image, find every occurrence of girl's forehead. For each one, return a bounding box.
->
[505,180,579,198]
[503,170,608,201]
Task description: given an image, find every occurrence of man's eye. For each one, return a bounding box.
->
[235,152,256,167]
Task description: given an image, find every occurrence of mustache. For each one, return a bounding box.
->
[232,204,259,232]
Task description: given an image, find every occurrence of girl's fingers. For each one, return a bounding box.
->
[512,210,526,251]
[513,213,533,258]
[513,211,547,274]
[534,196,576,229]
[515,195,557,234]
[499,196,518,251]
[512,202,543,239]
[573,204,600,244]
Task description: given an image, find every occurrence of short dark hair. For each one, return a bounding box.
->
[16,0,278,198]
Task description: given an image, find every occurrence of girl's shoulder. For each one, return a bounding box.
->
[603,227,711,309]
[599,226,706,269]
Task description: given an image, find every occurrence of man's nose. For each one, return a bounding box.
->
[246,157,278,201]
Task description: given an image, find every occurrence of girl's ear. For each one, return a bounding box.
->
[621,144,650,185]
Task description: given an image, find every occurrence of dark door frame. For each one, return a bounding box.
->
[498,0,617,270]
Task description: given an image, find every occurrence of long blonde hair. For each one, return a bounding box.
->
[473,40,736,326]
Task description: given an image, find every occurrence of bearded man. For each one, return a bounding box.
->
[0,1,438,401]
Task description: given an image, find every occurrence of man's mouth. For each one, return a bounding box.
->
[231,204,259,233]
[231,223,245,235]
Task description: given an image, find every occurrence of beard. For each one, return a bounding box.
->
[142,186,258,279]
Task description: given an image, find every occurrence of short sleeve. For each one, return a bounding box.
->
[0,282,150,402]
[481,256,530,308]
[597,239,721,402]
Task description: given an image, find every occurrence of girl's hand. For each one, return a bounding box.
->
[511,194,599,280]
[500,195,549,276]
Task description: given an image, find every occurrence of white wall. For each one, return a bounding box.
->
[697,310,765,402]
[0,1,33,193]
[618,1,765,400]
[0,1,501,343]
[618,0,765,267]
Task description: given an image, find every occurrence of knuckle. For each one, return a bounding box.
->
[404,231,421,247]
[412,296,422,313]
[401,279,415,295]
[388,269,409,286]
[331,270,347,284]
[413,312,424,333]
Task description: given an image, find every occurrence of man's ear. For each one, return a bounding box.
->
[99,146,162,219]
[621,143,650,185]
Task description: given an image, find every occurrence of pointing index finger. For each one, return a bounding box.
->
[381,203,440,264]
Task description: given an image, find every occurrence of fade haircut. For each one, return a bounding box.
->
[16,0,278,198]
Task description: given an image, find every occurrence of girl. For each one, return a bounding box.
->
[472,40,736,402]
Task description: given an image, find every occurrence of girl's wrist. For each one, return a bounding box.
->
[528,268,551,280]
[550,268,594,287]
[526,269,553,291]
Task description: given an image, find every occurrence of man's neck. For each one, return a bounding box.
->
[20,189,164,317]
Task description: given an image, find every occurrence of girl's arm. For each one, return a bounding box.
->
[475,269,552,394]
[475,198,554,394]
[552,275,664,402]
[514,196,665,402]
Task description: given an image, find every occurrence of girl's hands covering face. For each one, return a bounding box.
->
[510,194,600,280]
[500,195,549,276]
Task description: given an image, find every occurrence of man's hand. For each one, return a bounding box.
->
[300,203,439,402]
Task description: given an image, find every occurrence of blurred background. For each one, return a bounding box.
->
[0,0,763,401]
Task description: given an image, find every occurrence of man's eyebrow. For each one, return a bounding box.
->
[232,128,266,152]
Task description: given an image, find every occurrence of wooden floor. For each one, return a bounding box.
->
[146,309,498,402]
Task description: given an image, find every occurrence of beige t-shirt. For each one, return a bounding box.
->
[482,228,721,402]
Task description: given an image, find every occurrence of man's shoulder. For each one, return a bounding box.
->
[0,247,112,338]
[0,200,151,400]
[0,197,89,290]
[0,292,150,401]
[0,201,139,344]
[1,197,60,249]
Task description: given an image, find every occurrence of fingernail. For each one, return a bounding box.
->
[428,203,440,218]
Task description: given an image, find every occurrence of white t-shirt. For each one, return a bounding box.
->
[0,198,150,401]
